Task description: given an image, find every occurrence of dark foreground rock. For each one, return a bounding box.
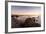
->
[11,16,41,28]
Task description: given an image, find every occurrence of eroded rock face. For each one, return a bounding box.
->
[24,18,41,27]
[11,15,41,28]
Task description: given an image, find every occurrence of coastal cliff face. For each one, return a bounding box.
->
[11,15,41,28]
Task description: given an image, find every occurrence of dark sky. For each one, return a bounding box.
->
[11,6,41,15]
[11,6,41,12]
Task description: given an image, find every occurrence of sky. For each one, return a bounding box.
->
[11,6,41,16]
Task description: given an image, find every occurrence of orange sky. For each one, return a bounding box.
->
[11,11,41,16]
